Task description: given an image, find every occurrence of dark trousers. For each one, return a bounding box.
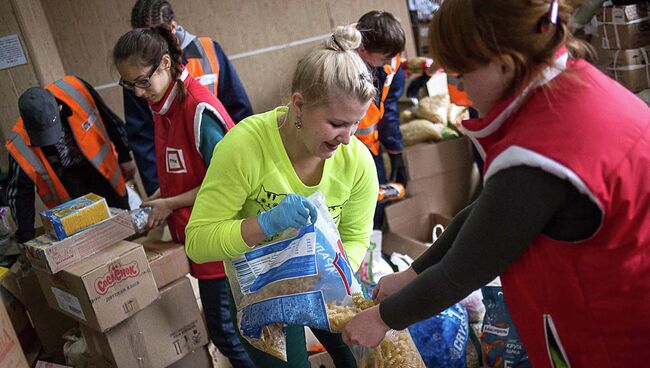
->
[199,278,255,368]
[372,150,387,230]
[227,286,357,368]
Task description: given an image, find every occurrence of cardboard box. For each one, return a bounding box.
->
[599,45,650,67]
[83,276,209,368]
[597,2,650,49]
[383,196,452,259]
[18,270,78,354]
[143,241,190,289]
[167,345,212,368]
[40,193,111,241]
[309,352,335,368]
[35,241,158,332]
[0,288,38,357]
[402,137,480,216]
[25,210,135,273]
[607,64,650,92]
[0,295,29,368]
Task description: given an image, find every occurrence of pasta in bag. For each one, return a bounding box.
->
[225,192,362,361]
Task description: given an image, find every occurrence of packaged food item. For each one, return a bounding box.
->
[415,95,450,124]
[400,119,445,146]
[40,193,110,240]
[129,207,151,233]
[226,192,362,361]
[338,295,425,368]
[377,183,406,203]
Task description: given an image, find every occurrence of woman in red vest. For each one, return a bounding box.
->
[343,1,650,367]
[112,25,254,367]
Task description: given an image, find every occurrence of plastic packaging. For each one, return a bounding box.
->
[377,183,406,203]
[226,192,362,361]
[129,207,151,233]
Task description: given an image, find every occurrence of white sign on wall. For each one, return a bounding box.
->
[0,34,28,70]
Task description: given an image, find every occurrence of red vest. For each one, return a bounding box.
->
[150,68,235,279]
[462,55,650,367]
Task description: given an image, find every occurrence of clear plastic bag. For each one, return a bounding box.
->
[351,329,426,368]
[225,192,362,361]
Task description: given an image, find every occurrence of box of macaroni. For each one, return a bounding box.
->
[40,193,110,241]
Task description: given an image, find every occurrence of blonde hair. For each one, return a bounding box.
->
[430,0,592,99]
[291,25,376,106]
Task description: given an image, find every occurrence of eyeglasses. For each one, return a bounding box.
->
[119,61,160,91]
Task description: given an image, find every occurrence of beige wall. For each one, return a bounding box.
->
[40,0,415,115]
[1,0,415,170]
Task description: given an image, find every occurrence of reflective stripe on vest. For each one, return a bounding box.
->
[46,76,125,196]
[6,122,71,208]
[356,54,401,156]
[185,37,221,96]
[447,73,473,107]
[4,76,127,207]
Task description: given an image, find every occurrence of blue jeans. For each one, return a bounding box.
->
[199,278,255,368]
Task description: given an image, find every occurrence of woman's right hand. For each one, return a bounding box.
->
[372,267,418,303]
[257,194,318,237]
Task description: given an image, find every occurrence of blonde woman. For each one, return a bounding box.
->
[186,26,379,367]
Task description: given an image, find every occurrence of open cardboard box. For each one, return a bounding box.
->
[383,195,453,259]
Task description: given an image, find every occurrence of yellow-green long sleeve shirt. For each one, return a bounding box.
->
[185,106,379,271]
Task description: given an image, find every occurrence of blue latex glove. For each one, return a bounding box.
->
[257,194,318,237]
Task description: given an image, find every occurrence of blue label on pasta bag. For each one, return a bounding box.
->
[233,225,317,294]
[240,291,330,338]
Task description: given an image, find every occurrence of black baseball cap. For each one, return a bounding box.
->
[18,87,63,146]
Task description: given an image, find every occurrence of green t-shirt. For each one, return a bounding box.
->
[186,106,379,270]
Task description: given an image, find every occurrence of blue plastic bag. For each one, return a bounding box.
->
[408,303,469,368]
[481,285,531,368]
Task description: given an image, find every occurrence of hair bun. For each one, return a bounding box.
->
[327,25,362,51]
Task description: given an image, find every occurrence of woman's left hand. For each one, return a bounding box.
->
[342,305,390,348]
[142,198,173,229]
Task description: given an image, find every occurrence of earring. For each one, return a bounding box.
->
[294,117,302,129]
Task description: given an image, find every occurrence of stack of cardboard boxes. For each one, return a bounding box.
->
[10,194,211,367]
[596,2,650,93]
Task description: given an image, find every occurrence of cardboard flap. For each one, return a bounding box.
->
[66,241,141,277]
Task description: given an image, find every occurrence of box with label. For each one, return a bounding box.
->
[599,45,650,67]
[597,2,650,49]
[35,241,158,332]
[40,193,110,241]
[25,210,135,273]
[83,277,208,367]
[0,295,29,368]
[607,64,650,92]
[0,288,38,358]
[143,241,190,289]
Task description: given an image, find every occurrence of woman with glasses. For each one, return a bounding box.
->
[112,25,252,366]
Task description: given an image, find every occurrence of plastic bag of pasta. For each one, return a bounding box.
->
[344,295,426,368]
[225,192,363,361]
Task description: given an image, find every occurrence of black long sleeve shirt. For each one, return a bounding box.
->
[380,165,601,330]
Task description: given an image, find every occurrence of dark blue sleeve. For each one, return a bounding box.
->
[123,88,159,196]
[378,66,405,153]
[7,156,35,243]
[214,41,254,123]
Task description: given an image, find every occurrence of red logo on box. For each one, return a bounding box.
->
[95,261,140,295]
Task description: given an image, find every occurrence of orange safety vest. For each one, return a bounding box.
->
[356,55,401,156]
[185,37,221,96]
[447,73,473,107]
[5,76,126,208]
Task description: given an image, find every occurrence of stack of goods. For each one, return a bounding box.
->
[400,93,467,146]
[14,193,207,367]
[596,2,650,93]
